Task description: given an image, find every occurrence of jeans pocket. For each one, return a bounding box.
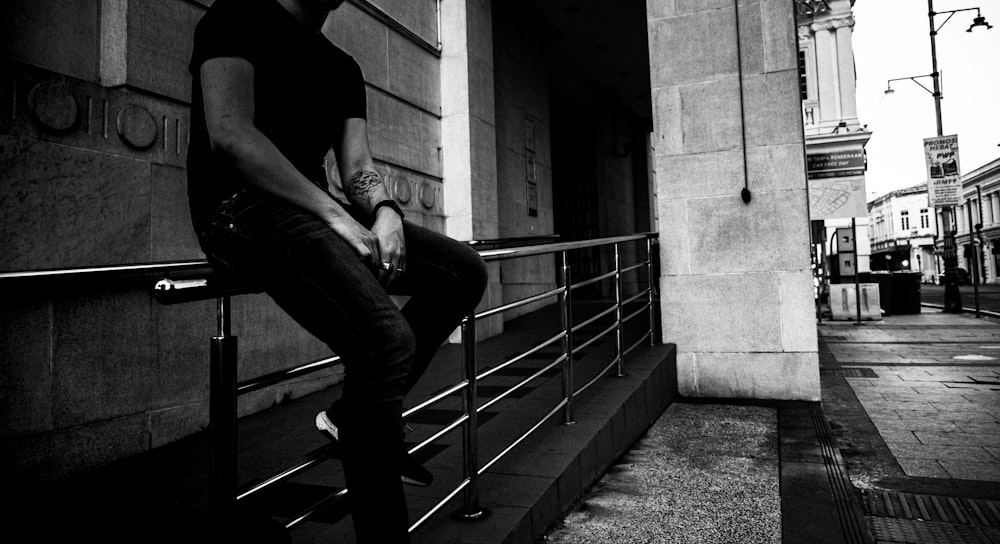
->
[204,190,263,273]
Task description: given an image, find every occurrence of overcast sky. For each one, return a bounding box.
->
[852,0,1000,201]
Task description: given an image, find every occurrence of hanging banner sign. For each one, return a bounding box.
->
[924,134,962,208]
[807,150,866,179]
[806,144,867,220]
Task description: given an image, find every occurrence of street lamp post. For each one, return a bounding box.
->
[926,0,992,312]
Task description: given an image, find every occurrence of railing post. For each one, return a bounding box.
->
[559,251,576,425]
[646,237,660,346]
[210,295,238,514]
[455,314,488,520]
[614,243,626,377]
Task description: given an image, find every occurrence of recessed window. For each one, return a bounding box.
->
[798,50,808,100]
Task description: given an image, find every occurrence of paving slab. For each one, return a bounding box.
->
[542,402,780,544]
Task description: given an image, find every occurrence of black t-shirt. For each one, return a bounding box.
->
[186,0,367,233]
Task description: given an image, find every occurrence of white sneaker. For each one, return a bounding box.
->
[315,410,339,443]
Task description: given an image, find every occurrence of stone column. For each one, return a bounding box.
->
[811,21,839,126]
[646,0,819,400]
[833,17,857,124]
[440,0,502,337]
[990,193,1000,224]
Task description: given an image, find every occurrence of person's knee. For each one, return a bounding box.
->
[460,249,489,304]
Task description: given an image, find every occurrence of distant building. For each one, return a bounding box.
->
[798,0,873,282]
[867,185,937,282]
[954,158,1000,284]
[865,157,1000,285]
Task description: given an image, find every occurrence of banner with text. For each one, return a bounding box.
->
[924,134,962,208]
[806,148,867,220]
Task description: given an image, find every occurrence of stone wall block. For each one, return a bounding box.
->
[150,401,207,449]
[738,2,765,76]
[656,149,744,201]
[469,56,496,127]
[324,5,390,90]
[1,62,190,169]
[0,290,53,435]
[470,117,499,234]
[151,163,202,262]
[679,78,743,154]
[380,164,444,219]
[377,0,439,47]
[232,294,333,388]
[0,0,100,83]
[651,86,683,156]
[153,298,214,407]
[744,70,805,148]
[388,31,440,113]
[778,270,819,352]
[648,10,737,88]
[661,273,782,352]
[747,143,807,193]
[419,110,443,176]
[467,0,495,69]
[676,0,739,16]
[51,282,157,427]
[366,90,436,174]
[657,199,690,276]
[686,351,820,400]
[762,0,798,73]
[124,0,203,102]
[0,138,151,271]
[686,190,809,274]
[49,412,150,481]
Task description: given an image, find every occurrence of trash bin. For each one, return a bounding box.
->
[868,272,894,315]
[890,272,922,314]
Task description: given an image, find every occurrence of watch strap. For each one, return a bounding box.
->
[372,199,405,220]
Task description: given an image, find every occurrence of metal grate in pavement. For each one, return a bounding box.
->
[821,368,879,378]
[862,489,1000,527]
[866,517,994,544]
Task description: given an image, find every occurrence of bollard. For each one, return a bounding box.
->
[210,295,238,514]
[455,315,488,520]
[559,251,576,425]
[614,243,626,377]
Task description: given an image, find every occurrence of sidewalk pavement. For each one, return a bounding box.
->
[16,305,1000,544]
[817,308,1000,543]
[540,308,1000,544]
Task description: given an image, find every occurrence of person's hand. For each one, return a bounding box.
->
[323,214,381,268]
[371,208,406,286]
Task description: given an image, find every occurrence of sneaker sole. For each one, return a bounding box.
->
[318,412,432,487]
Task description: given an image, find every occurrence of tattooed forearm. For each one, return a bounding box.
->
[346,169,384,207]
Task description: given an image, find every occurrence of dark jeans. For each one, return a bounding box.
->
[198,189,488,543]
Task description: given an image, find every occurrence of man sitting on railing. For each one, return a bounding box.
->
[187,0,487,541]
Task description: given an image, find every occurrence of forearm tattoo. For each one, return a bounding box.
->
[346,169,384,208]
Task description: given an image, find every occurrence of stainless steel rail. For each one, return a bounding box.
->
[3,232,660,534]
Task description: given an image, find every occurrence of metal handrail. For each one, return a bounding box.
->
[7,232,659,534]
[0,233,655,281]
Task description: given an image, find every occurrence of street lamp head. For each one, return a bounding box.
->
[967,15,993,32]
[884,85,895,95]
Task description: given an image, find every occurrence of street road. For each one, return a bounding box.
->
[921,283,1000,314]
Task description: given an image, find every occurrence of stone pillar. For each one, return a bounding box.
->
[647,0,819,400]
[811,20,839,126]
[440,0,502,337]
[990,193,1000,225]
[834,18,857,123]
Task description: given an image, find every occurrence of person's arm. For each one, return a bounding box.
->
[335,117,406,285]
[199,56,382,267]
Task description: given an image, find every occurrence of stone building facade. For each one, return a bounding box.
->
[2,0,819,487]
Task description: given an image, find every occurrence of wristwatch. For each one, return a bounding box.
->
[373,198,405,220]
